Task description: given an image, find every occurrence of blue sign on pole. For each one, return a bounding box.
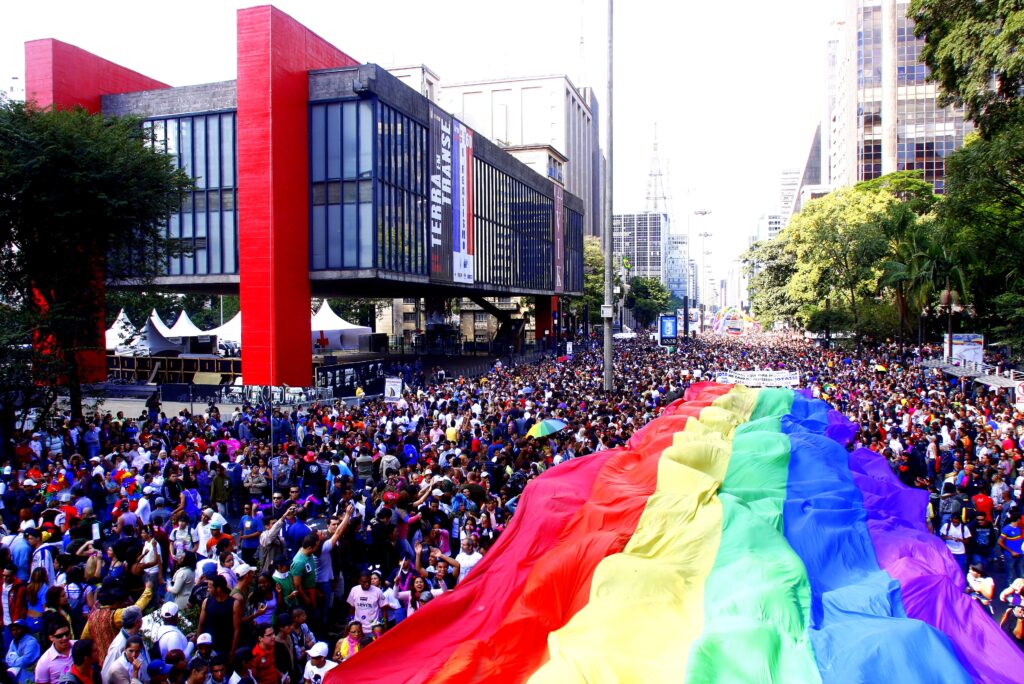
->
[659,315,678,346]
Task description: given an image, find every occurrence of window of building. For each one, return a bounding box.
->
[403,312,418,323]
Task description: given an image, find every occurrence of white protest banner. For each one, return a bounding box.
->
[384,376,404,402]
[720,370,800,387]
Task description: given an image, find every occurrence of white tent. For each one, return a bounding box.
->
[167,310,207,338]
[105,309,136,351]
[207,312,241,343]
[122,318,185,356]
[310,301,372,350]
[149,309,174,338]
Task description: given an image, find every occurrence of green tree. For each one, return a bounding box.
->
[742,234,799,329]
[0,101,191,418]
[565,235,619,326]
[909,0,1024,135]
[785,187,892,336]
[624,276,670,329]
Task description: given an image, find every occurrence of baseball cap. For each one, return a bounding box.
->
[308,642,328,658]
[234,563,254,578]
[201,564,217,580]
[202,508,214,517]
[148,661,173,677]
[196,633,213,645]
[209,521,222,530]
[143,486,155,495]
[160,602,179,618]
[23,479,36,487]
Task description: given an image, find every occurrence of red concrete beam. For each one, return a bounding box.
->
[236,5,358,386]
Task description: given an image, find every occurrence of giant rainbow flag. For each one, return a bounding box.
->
[329,383,1024,683]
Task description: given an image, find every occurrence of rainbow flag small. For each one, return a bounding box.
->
[329,384,1023,683]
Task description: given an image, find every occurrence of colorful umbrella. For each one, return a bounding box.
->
[527,419,567,439]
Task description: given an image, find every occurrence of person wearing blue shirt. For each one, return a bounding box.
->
[8,535,30,583]
[238,504,264,566]
[284,509,312,558]
[5,619,40,684]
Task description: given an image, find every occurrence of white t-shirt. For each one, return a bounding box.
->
[303,659,337,684]
[940,522,971,555]
[455,550,483,583]
[346,586,386,634]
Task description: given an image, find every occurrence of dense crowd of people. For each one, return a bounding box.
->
[0,331,1023,683]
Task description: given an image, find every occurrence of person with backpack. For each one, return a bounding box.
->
[152,602,193,661]
[940,515,972,575]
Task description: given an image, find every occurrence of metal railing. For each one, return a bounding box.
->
[941,355,1024,381]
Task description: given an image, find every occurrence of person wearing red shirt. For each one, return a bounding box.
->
[250,624,281,684]
[973,491,994,523]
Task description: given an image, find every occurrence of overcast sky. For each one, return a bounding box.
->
[2,0,835,278]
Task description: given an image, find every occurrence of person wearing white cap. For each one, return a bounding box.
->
[153,601,194,660]
[302,641,336,684]
[136,486,154,525]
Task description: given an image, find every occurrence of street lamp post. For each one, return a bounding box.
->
[602,0,614,392]
[693,210,711,308]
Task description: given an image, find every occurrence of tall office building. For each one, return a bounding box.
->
[613,212,669,282]
[664,234,690,300]
[438,75,602,238]
[828,0,973,193]
[779,169,802,219]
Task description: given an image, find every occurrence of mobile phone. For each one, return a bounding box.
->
[91,523,101,541]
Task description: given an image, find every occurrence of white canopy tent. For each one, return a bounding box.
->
[310,301,372,350]
[207,312,241,343]
[122,318,186,356]
[167,311,207,338]
[149,309,174,338]
[105,309,137,351]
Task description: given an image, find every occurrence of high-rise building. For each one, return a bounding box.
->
[664,235,690,300]
[757,213,785,241]
[828,0,973,193]
[3,75,24,102]
[613,212,669,282]
[437,75,602,238]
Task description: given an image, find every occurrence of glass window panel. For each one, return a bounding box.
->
[344,204,358,268]
[222,189,235,211]
[180,210,193,238]
[360,100,374,177]
[166,119,178,163]
[311,105,326,182]
[360,202,373,268]
[359,180,372,203]
[328,204,342,268]
[178,118,192,178]
[195,210,207,239]
[343,181,357,204]
[312,205,327,270]
[221,114,235,186]
[327,181,341,204]
[207,115,220,188]
[194,117,207,189]
[327,103,341,179]
[343,103,357,179]
[207,191,220,212]
[169,213,180,238]
[210,211,222,274]
[223,210,236,273]
[312,183,326,206]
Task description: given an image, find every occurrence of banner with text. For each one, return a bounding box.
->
[453,120,475,284]
[429,104,454,282]
[714,370,800,387]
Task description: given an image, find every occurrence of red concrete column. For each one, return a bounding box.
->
[534,296,555,342]
[24,39,169,383]
[235,6,358,386]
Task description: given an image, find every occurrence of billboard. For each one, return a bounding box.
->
[429,104,453,282]
[452,120,475,284]
[659,315,678,346]
[944,333,984,364]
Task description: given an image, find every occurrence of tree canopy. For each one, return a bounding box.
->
[624,276,670,329]
[909,0,1024,135]
[0,100,190,418]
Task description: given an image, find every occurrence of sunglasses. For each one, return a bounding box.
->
[52,632,70,639]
